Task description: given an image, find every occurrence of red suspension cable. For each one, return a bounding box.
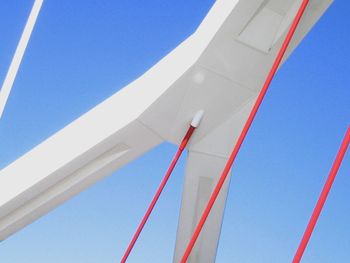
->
[120,125,196,263]
[292,126,350,263]
[180,1,310,262]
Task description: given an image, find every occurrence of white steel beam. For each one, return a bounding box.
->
[0,0,332,254]
[0,0,43,118]
[173,98,256,263]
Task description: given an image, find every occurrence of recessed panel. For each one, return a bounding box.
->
[238,0,301,53]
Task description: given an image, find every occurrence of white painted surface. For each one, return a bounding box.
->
[0,0,43,119]
[0,0,332,261]
[174,98,256,263]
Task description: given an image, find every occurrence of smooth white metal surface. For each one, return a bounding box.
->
[0,0,43,119]
[174,98,256,263]
[0,1,333,261]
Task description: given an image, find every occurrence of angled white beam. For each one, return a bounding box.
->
[0,0,332,254]
[173,0,333,261]
[173,98,256,263]
[0,0,43,118]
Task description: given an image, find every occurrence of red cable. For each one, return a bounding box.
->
[292,126,350,263]
[180,1,310,262]
[120,125,196,263]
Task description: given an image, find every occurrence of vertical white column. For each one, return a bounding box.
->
[173,151,231,263]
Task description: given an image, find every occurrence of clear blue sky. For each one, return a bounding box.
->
[0,1,349,262]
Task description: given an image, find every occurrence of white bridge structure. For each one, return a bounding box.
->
[0,0,333,262]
